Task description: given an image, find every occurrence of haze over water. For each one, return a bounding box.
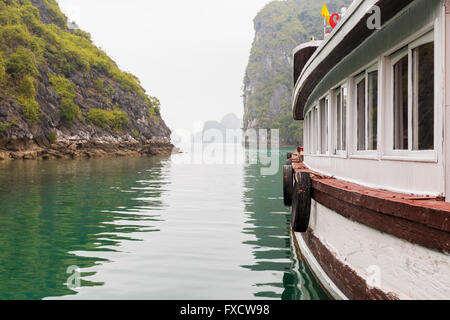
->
[0,146,327,300]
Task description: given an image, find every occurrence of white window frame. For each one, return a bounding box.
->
[331,82,348,157]
[305,113,310,154]
[350,62,380,157]
[318,95,330,156]
[308,113,312,154]
[305,114,308,154]
[312,105,319,155]
[383,30,437,161]
[310,111,313,154]
[305,102,328,157]
[310,110,314,155]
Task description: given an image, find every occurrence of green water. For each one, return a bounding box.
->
[0,147,328,300]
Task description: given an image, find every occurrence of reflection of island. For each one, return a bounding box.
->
[193,113,243,144]
[241,149,328,300]
[0,158,168,300]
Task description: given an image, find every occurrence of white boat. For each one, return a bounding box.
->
[284,0,450,300]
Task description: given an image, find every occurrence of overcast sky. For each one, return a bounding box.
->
[57,0,272,132]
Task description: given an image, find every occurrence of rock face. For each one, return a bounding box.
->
[0,0,172,160]
[243,0,351,145]
[0,141,173,161]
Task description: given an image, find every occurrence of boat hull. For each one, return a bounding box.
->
[293,198,450,300]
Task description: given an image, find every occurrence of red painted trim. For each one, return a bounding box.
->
[312,179,450,233]
[314,190,450,253]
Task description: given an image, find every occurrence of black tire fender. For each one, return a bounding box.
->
[283,165,294,206]
[291,171,312,233]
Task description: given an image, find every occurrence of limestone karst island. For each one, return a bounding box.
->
[0,0,449,308]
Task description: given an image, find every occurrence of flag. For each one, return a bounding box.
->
[321,2,331,25]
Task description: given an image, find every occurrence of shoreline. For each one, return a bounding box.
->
[0,141,174,161]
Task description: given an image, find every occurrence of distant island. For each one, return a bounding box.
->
[190,113,242,144]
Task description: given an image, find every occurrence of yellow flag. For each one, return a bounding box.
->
[321,2,331,24]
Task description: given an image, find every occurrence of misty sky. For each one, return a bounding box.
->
[57,0,272,132]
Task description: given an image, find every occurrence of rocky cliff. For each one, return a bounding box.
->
[243,0,351,145]
[0,0,172,160]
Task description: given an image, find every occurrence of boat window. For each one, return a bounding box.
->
[319,98,328,154]
[368,71,378,150]
[308,112,311,154]
[390,32,435,154]
[316,106,320,154]
[305,113,310,154]
[311,112,314,153]
[309,108,316,154]
[334,86,347,152]
[309,113,312,154]
[412,42,434,151]
[393,55,409,150]
[305,114,308,153]
[313,107,319,154]
[353,66,378,153]
[336,89,342,151]
[342,87,347,151]
[356,78,366,151]
[308,112,312,154]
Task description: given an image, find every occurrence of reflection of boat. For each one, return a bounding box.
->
[284,0,450,300]
[243,150,328,300]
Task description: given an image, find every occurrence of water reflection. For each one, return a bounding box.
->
[0,158,168,299]
[242,148,328,300]
[0,147,327,300]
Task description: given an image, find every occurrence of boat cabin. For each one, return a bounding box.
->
[294,0,449,199]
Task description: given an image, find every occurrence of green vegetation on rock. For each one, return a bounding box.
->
[5,46,39,78]
[148,96,160,125]
[0,53,5,85]
[42,0,67,28]
[243,0,351,145]
[4,46,40,122]
[49,74,81,125]
[87,108,130,130]
[94,79,104,92]
[0,121,16,135]
[48,130,57,143]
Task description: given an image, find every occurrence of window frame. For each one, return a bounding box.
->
[318,95,330,155]
[311,105,319,155]
[384,30,436,161]
[304,98,330,157]
[331,82,349,157]
[350,62,380,157]
[305,113,311,155]
[303,113,307,153]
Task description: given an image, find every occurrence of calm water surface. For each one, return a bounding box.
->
[0,146,328,300]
